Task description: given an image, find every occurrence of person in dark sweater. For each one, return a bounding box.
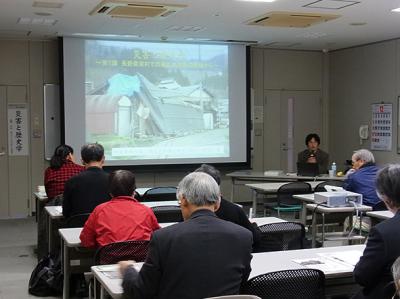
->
[62,143,111,218]
[353,164,400,298]
[194,164,261,251]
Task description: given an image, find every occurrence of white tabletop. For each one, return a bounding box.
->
[293,193,316,202]
[366,210,394,220]
[135,188,151,195]
[48,201,179,218]
[250,244,365,279]
[44,206,63,218]
[306,203,372,213]
[246,181,321,193]
[34,191,48,201]
[59,223,177,248]
[250,217,286,226]
[227,170,345,181]
[91,244,365,299]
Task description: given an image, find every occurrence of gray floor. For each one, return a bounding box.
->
[0,217,59,299]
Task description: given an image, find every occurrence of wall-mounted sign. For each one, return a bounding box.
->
[8,104,29,156]
[371,103,392,151]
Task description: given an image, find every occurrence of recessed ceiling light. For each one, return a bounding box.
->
[391,7,400,12]
[237,0,276,2]
[166,25,204,32]
[35,12,53,16]
[185,37,212,41]
[33,1,63,9]
[349,22,367,26]
[17,17,58,26]
[71,33,141,39]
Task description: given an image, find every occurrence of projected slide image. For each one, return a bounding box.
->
[85,40,230,160]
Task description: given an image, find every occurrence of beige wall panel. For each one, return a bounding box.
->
[0,41,28,85]
[29,42,45,212]
[132,172,155,188]
[8,157,29,217]
[154,171,185,187]
[264,49,322,90]
[329,40,398,169]
[0,87,9,217]
[263,90,282,170]
[7,85,27,103]
[44,40,60,84]
[7,85,29,217]
[251,48,264,171]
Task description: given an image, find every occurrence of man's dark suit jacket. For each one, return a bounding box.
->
[297,148,329,174]
[216,197,261,251]
[353,211,400,298]
[122,209,253,299]
[62,166,111,218]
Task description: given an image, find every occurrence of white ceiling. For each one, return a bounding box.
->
[1,0,400,51]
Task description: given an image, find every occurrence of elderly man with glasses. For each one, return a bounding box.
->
[344,149,382,210]
[119,172,253,299]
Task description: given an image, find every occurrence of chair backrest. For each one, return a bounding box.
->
[205,296,262,299]
[64,213,91,228]
[256,222,305,252]
[94,240,150,265]
[151,205,183,223]
[277,182,311,205]
[314,180,344,193]
[244,269,325,299]
[141,187,177,202]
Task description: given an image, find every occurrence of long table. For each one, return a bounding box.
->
[58,217,284,299]
[227,170,344,201]
[44,200,179,254]
[92,244,365,299]
[246,181,321,215]
[294,194,372,247]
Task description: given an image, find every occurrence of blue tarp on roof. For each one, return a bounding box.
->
[107,74,140,97]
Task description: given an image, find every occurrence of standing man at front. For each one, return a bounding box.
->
[297,133,329,174]
[62,143,111,218]
[119,172,253,299]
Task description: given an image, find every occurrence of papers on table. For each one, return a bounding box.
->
[96,263,143,280]
[55,206,62,214]
[293,250,362,274]
[97,265,121,279]
[318,250,362,266]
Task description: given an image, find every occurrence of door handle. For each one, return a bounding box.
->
[0,152,6,156]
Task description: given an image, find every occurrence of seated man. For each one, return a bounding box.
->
[392,256,400,298]
[344,149,381,209]
[297,133,329,174]
[194,164,261,251]
[353,164,400,298]
[62,143,111,218]
[80,170,160,248]
[119,172,253,299]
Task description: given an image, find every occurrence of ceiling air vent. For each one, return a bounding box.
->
[89,0,186,19]
[247,11,340,28]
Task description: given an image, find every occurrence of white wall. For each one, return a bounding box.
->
[0,40,58,217]
[329,40,400,170]
[0,41,328,214]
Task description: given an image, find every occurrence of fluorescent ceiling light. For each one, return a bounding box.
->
[185,37,211,41]
[71,33,141,38]
[391,7,400,12]
[237,0,276,2]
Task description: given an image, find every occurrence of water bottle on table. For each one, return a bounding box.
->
[329,162,337,177]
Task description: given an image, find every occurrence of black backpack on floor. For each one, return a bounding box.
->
[28,253,63,296]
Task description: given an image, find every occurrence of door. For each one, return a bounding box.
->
[264,90,323,173]
[0,87,9,218]
[0,85,29,218]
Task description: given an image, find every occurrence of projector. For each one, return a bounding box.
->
[314,191,363,207]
